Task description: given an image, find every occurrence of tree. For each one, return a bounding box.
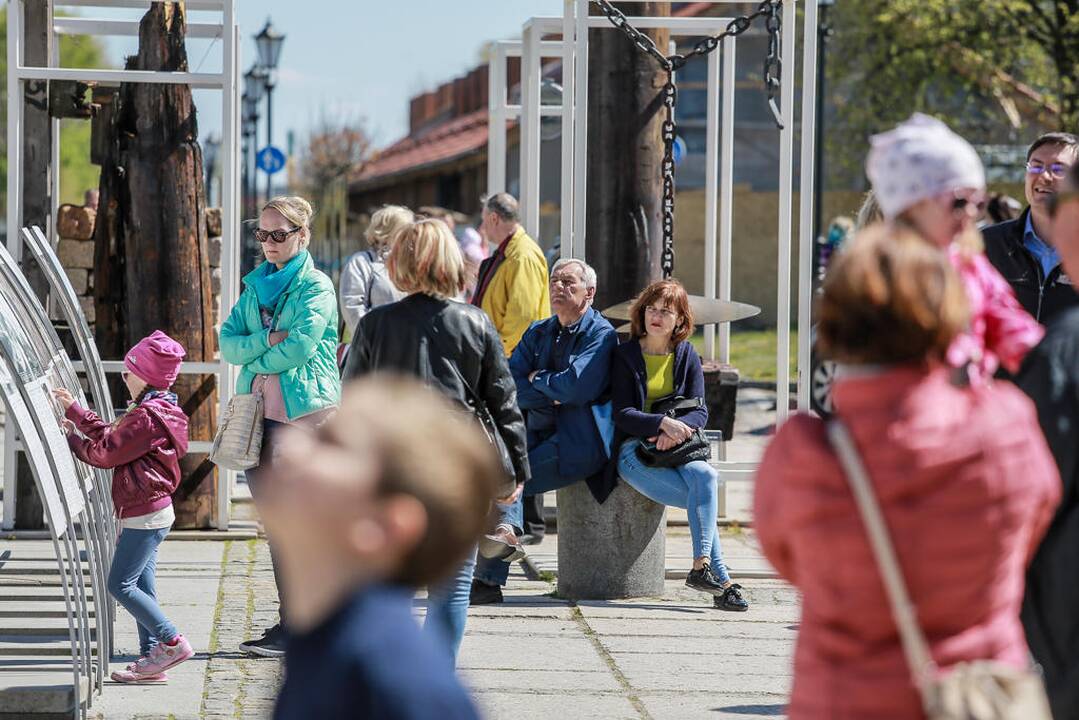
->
[826,1,1077,184]
[297,115,372,283]
[0,7,111,207]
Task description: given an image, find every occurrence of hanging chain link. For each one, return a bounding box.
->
[590,0,783,278]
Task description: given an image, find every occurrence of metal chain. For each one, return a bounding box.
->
[590,0,783,278]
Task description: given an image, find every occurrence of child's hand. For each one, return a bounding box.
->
[268,331,289,346]
[60,419,76,436]
[52,388,75,410]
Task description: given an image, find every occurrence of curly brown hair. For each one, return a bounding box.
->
[629,279,695,349]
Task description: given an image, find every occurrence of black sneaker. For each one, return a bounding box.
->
[239,624,287,657]
[685,564,727,596]
[714,584,749,612]
[469,579,503,606]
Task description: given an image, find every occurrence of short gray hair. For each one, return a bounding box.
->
[551,258,597,290]
[484,193,519,223]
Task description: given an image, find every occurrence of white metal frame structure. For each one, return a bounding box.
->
[0,238,110,718]
[5,0,242,529]
[489,1,819,482]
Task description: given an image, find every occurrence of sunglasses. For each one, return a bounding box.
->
[254,227,301,244]
[951,195,987,214]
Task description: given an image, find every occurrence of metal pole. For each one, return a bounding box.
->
[797,0,822,412]
[265,83,274,202]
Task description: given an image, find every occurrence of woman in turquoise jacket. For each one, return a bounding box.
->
[219,195,340,658]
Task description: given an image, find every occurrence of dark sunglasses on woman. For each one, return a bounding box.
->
[254,227,301,244]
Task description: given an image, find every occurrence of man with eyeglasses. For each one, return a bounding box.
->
[471,259,617,605]
[983,132,1079,324]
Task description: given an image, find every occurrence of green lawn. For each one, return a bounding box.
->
[690,329,799,381]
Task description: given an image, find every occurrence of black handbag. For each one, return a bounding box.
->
[635,394,713,468]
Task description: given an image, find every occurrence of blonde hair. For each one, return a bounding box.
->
[325,375,502,588]
[386,219,466,298]
[855,191,883,231]
[262,196,314,248]
[365,205,414,250]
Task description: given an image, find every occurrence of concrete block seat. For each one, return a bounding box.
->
[555,480,667,601]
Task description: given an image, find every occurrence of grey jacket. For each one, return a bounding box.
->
[338,249,404,337]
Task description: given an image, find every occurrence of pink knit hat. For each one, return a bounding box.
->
[124,330,186,389]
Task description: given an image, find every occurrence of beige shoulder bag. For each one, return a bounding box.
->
[826,420,1051,720]
[209,383,264,471]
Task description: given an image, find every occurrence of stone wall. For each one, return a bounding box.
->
[54,203,224,346]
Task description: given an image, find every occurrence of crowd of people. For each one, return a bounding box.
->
[50,112,1079,719]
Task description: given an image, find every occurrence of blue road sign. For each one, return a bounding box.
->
[672,136,687,166]
[256,146,287,175]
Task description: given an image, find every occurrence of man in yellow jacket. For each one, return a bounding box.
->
[472,193,550,356]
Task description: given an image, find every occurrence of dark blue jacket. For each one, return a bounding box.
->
[598,339,710,501]
[275,584,479,720]
[509,307,617,497]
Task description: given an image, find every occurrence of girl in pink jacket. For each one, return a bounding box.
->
[53,331,195,684]
[866,113,1044,382]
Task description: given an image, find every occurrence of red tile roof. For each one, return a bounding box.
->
[351,109,495,190]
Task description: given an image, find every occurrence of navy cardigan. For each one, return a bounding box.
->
[595,339,709,502]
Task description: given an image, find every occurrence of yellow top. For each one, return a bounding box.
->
[643,352,675,411]
[479,226,551,356]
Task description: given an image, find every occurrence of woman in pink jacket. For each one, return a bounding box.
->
[755,226,1060,719]
[866,113,1044,383]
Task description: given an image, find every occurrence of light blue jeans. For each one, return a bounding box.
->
[109,526,177,656]
[423,548,477,666]
[474,434,579,587]
[617,439,730,584]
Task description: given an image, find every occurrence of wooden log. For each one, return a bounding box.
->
[584,2,670,311]
[93,2,217,528]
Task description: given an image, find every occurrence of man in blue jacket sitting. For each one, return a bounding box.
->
[471,258,618,605]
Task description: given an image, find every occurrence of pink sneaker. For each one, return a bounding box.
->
[110,667,167,683]
[133,635,194,675]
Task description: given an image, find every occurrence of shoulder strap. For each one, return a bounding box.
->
[825,420,938,693]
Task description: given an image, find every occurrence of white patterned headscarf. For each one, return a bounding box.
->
[866,113,986,220]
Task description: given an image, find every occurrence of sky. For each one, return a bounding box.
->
[95,0,565,156]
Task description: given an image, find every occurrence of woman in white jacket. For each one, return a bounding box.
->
[338,205,413,340]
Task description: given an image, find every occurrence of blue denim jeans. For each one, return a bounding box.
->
[423,548,477,666]
[474,433,581,587]
[109,526,177,656]
[617,439,730,584]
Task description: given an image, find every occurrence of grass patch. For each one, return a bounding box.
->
[690,329,798,382]
[537,570,556,584]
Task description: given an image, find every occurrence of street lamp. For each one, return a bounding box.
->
[255,18,285,201]
[242,93,260,219]
[203,134,221,206]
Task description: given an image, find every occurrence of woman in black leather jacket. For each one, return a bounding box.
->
[342,218,529,665]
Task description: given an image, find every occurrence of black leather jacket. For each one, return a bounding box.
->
[342,293,529,497]
[983,209,1079,324]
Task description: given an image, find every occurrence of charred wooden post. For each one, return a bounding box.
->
[584,2,670,311]
[93,2,217,527]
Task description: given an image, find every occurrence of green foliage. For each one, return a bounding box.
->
[826,1,1079,185]
[0,7,110,208]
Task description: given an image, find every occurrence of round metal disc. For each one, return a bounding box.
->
[602,295,761,324]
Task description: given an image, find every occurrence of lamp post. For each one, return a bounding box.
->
[242,92,260,219]
[812,0,836,246]
[255,18,285,202]
[203,134,220,206]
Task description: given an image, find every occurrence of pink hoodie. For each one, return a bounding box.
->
[947,248,1043,382]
